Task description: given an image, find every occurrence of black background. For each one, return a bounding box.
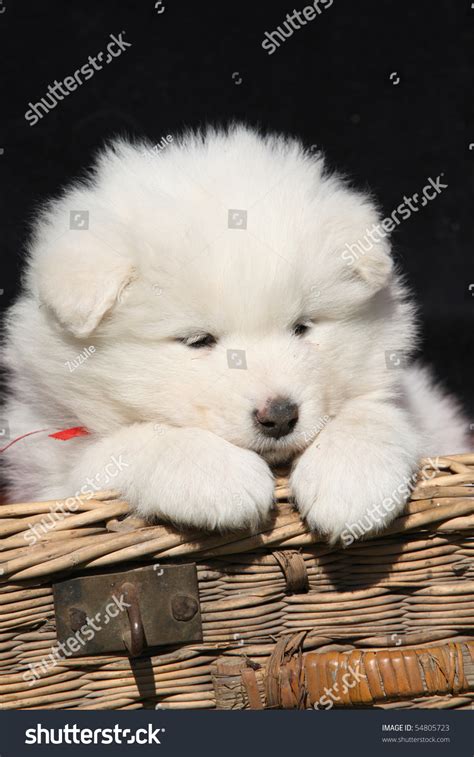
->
[1,0,473,416]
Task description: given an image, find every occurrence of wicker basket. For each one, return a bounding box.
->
[1,453,473,710]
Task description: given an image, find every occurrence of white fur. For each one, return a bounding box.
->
[1,125,469,541]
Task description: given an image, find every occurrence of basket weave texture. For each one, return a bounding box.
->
[0,453,473,710]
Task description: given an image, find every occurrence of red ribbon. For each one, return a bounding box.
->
[0,426,90,454]
[48,426,90,441]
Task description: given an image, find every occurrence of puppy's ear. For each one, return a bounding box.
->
[344,236,394,292]
[36,239,136,338]
[353,239,393,290]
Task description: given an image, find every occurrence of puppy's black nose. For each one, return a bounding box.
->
[254,397,299,439]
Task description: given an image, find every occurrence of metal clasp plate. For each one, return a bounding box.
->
[53,563,202,657]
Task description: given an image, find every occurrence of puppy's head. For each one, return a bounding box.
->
[28,126,411,463]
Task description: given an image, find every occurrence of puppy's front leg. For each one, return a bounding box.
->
[68,423,274,531]
[291,398,422,544]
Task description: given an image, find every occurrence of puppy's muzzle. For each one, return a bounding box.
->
[254,397,299,439]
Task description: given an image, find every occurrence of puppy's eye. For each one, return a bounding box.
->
[180,334,217,349]
[292,322,310,337]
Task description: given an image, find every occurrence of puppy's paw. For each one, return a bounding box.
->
[291,440,417,545]
[127,429,275,532]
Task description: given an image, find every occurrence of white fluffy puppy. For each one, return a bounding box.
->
[1,126,469,542]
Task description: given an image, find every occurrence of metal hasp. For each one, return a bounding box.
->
[53,563,202,657]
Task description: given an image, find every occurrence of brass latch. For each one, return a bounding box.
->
[53,563,202,657]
